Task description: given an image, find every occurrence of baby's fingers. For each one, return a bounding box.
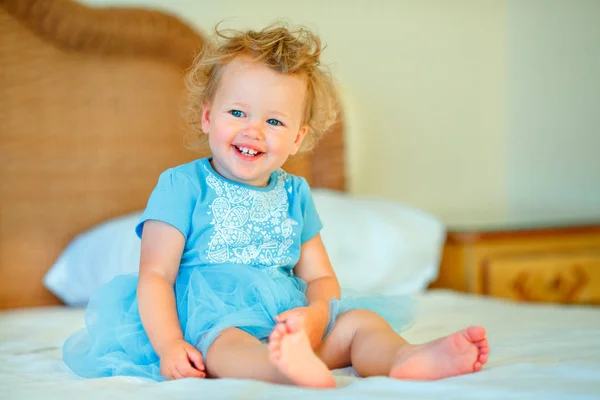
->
[175,360,205,379]
[276,310,301,323]
[169,366,184,380]
[182,364,205,378]
[160,364,178,381]
[185,345,205,372]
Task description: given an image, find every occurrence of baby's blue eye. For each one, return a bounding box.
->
[267,119,282,126]
[230,110,245,118]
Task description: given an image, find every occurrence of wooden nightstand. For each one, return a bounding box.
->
[431,224,600,305]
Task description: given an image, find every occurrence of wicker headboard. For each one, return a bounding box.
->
[0,0,345,309]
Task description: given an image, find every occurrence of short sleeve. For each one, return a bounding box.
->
[135,169,199,240]
[298,178,323,243]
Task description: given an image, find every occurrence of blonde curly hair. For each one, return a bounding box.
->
[184,23,339,152]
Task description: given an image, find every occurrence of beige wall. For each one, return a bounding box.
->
[81,0,599,228]
[507,0,600,226]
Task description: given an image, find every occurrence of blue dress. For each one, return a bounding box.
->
[63,157,414,381]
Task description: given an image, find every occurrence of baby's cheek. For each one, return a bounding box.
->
[274,134,298,150]
[222,119,243,132]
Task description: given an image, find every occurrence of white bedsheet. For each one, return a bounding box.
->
[1,290,599,399]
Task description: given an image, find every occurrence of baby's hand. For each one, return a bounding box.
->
[275,303,328,350]
[159,339,206,380]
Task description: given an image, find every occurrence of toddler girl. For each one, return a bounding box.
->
[63,24,489,388]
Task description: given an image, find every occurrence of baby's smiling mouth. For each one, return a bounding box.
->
[233,145,264,157]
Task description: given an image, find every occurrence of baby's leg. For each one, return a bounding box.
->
[205,326,335,388]
[317,309,489,380]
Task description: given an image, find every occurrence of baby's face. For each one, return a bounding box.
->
[201,55,308,187]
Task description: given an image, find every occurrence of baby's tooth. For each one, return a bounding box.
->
[238,146,258,155]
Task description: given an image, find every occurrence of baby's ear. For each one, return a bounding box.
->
[201,101,212,134]
[290,125,309,155]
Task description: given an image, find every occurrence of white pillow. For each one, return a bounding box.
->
[44,191,445,306]
[312,189,445,296]
[44,212,143,307]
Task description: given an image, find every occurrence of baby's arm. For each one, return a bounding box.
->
[286,233,340,347]
[295,233,341,307]
[137,220,205,379]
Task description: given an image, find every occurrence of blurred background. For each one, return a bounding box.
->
[81,0,600,229]
[2,0,599,317]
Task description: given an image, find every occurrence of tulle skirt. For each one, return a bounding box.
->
[63,264,415,381]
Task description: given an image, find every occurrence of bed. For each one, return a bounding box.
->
[2,1,600,399]
[2,291,599,399]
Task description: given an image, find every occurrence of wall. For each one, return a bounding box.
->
[507,0,600,226]
[81,0,600,229]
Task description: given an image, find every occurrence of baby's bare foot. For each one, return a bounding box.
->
[268,315,336,388]
[390,326,490,380]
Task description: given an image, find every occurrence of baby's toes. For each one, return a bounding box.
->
[275,323,288,335]
[269,335,280,348]
[268,335,282,353]
[269,346,282,360]
[269,324,285,342]
[475,338,489,349]
[269,330,279,343]
[268,338,283,362]
[466,326,486,341]
[478,353,489,364]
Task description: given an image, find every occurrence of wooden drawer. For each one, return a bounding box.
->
[480,250,600,304]
[432,225,600,305]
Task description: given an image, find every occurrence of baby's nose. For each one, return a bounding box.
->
[242,122,265,140]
